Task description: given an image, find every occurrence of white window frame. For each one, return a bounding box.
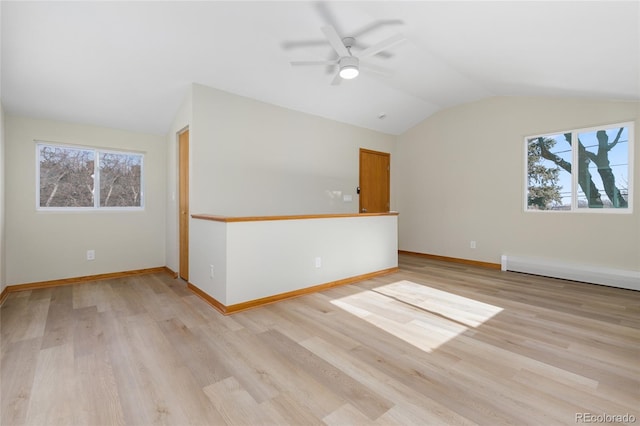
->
[524,121,634,214]
[36,141,145,211]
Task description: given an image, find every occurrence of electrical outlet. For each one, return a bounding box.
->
[209,264,215,279]
[470,241,477,249]
[86,249,95,261]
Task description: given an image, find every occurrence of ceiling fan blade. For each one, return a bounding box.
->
[350,19,404,39]
[282,40,329,50]
[330,73,342,86]
[321,25,349,57]
[360,63,392,76]
[353,43,393,59]
[290,60,337,66]
[315,2,344,35]
[358,34,406,59]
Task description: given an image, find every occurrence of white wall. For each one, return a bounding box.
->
[396,97,640,272]
[190,83,396,217]
[165,88,192,274]
[5,116,167,285]
[225,215,398,305]
[0,102,5,292]
[189,218,227,303]
[189,215,398,306]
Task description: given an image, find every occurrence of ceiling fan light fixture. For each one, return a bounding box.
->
[339,65,359,79]
[338,56,359,79]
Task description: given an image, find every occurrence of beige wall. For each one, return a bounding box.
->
[5,116,167,285]
[0,102,5,292]
[396,97,640,272]
[190,83,396,217]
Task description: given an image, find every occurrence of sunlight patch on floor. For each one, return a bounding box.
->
[330,280,503,353]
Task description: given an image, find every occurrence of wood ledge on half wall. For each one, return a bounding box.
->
[191,211,399,222]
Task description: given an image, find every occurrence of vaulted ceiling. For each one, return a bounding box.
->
[2,1,638,135]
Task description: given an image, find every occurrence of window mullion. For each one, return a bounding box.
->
[571,133,578,211]
[94,149,100,208]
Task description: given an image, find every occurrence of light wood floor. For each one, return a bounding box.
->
[2,254,639,425]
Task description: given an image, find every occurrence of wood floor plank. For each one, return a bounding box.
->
[259,328,394,421]
[105,277,146,317]
[512,369,638,415]
[375,403,478,426]
[203,376,271,425]
[24,343,75,426]
[72,305,101,358]
[74,350,125,426]
[259,392,326,426]
[0,337,42,426]
[99,311,158,425]
[124,312,225,425]
[1,298,49,348]
[158,317,233,388]
[195,324,283,405]
[301,335,475,425]
[204,326,346,419]
[322,403,373,425]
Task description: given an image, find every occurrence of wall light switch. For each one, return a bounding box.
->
[343,194,353,202]
[315,257,322,268]
[86,250,95,261]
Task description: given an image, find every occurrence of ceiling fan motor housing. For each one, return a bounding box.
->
[339,56,359,68]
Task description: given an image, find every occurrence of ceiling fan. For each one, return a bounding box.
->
[290,25,405,85]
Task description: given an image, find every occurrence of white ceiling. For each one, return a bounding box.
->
[2,1,639,136]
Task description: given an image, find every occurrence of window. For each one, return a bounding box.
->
[37,143,144,210]
[525,122,633,212]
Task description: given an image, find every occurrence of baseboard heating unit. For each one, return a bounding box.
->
[500,255,640,291]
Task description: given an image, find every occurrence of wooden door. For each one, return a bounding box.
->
[179,130,189,281]
[359,148,390,213]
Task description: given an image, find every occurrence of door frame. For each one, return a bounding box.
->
[178,128,189,281]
